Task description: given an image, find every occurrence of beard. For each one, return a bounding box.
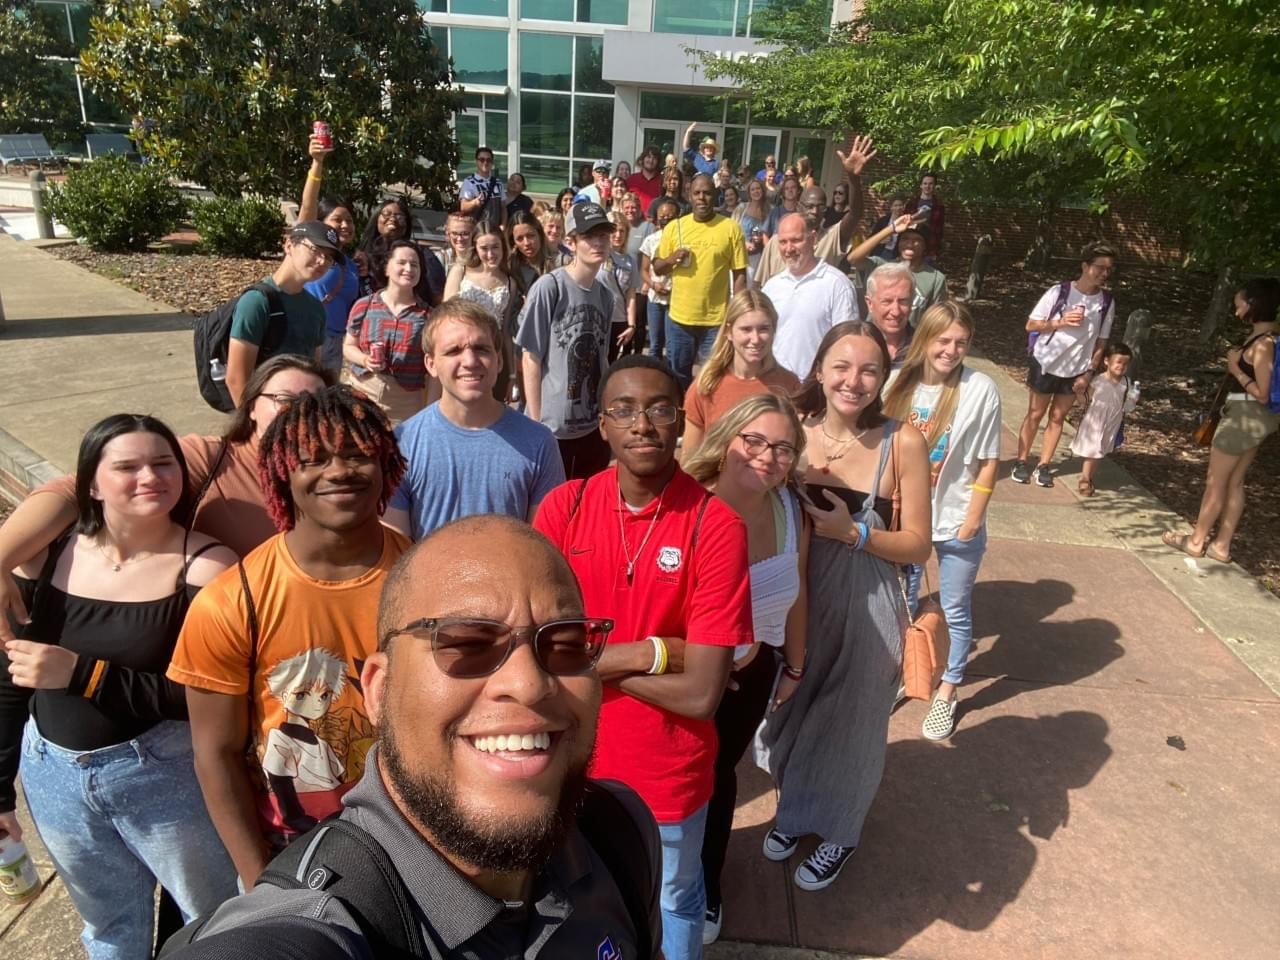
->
[378,688,590,874]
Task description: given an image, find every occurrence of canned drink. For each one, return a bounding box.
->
[0,833,40,904]
[312,120,332,150]
[369,341,386,367]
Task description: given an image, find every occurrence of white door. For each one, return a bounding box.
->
[746,129,782,176]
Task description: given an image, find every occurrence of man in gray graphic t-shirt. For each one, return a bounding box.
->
[516,201,617,480]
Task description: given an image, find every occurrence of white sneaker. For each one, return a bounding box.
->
[702,903,722,945]
[794,842,856,891]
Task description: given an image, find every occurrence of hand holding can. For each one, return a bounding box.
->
[312,120,333,151]
[369,341,386,370]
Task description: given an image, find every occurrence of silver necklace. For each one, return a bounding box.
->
[95,540,152,573]
[617,482,665,585]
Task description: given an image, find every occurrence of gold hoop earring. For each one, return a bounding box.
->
[717,454,726,474]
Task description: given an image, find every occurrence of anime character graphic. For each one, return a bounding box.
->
[261,649,349,833]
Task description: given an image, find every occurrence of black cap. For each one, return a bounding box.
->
[290,220,345,262]
[565,201,611,236]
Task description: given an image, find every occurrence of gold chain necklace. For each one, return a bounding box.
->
[617,482,666,585]
[818,423,867,474]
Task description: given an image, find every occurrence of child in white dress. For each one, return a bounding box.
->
[1071,342,1139,495]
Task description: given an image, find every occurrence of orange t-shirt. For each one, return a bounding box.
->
[683,366,802,430]
[36,434,275,558]
[168,528,409,845]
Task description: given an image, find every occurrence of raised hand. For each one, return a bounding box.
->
[837,134,878,177]
[307,135,332,165]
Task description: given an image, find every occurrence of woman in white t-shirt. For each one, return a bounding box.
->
[883,301,1002,742]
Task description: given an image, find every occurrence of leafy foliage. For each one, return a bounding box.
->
[192,195,286,258]
[79,0,462,208]
[706,0,1280,274]
[0,0,86,148]
[45,155,185,250]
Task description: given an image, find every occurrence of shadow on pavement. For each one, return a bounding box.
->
[0,313,192,340]
[962,579,1123,717]
[790,710,1112,956]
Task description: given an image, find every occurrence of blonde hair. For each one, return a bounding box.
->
[882,300,976,452]
[607,209,630,244]
[683,393,806,485]
[423,296,503,355]
[694,288,780,396]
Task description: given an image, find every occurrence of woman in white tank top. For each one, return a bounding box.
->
[682,393,810,944]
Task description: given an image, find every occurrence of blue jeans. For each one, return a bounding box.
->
[657,802,709,960]
[906,525,989,686]
[647,299,669,360]
[21,720,237,960]
[665,318,718,394]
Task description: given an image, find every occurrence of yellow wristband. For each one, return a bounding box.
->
[972,483,994,494]
[307,172,323,183]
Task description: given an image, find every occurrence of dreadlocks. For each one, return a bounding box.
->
[258,384,407,531]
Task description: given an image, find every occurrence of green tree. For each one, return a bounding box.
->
[79,0,463,208]
[707,0,1280,304]
[0,0,86,148]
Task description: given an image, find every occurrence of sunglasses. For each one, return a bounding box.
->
[382,617,613,678]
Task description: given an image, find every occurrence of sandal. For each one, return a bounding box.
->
[1204,544,1232,563]
[1077,478,1095,497]
[1161,530,1205,558]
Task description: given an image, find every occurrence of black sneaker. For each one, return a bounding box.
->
[702,903,722,945]
[794,842,857,891]
[762,828,799,861]
[1011,459,1031,484]
[1034,464,1055,488]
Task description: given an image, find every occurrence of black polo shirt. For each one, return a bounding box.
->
[189,747,662,959]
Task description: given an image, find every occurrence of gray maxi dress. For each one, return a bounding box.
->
[758,422,908,849]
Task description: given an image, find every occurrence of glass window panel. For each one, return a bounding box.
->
[574,36,610,94]
[68,3,95,51]
[456,114,481,161]
[486,112,509,150]
[573,95,613,159]
[722,127,745,171]
[82,80,126,126]
[520,156,572,195]
[791,135,825,181]
[577,0,628,25]
[521,0,573,21]
[745,130,779,171]
[641,126,677,159]
[452,28,508,86]
[484,94,509,111]
[32,3,73,51]
[725,98,748,124]
[639,92,722,122]
[463,93,485,109]
[652,0,735,36]
[417,0,448,11]
[520,33,573,91]
[453,0,506,14]
[520,92,572,155]
[428,25,448,55]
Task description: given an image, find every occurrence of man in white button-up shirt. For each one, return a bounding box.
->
[762,213,858,378]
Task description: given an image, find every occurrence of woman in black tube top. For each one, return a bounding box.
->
[757,319,931,893]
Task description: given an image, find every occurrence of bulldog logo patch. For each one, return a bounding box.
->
[656,546,682,573]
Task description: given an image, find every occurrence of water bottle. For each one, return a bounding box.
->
[210,358,227,382]
[0,831,41,904]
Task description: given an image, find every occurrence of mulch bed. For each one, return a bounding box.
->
[43,244,1280,595]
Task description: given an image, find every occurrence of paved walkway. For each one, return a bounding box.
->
[1,235,1278,958]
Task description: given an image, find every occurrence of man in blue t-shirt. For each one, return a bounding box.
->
[384,300,564,540]
[682,122,719,178]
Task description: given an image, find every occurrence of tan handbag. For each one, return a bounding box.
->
[1193,375,1233,447]
[899,569,950,701]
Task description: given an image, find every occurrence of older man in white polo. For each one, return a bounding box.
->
[762,212,858,379]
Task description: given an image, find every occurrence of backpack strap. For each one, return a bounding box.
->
[567,478,589,522]
[578,782,654,960]
[180,437,231,569]
[253,282,289,357]
[688,491,713,554]
[256,818,425,956]
[24,529,74,631]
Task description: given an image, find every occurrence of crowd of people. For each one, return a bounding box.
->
[2,123,1278,960]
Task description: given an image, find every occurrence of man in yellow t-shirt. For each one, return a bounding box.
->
[168,386,409,888]
[654,174,747,390]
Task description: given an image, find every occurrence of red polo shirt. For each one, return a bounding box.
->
[626,170,663,213]
[534,466,753,822]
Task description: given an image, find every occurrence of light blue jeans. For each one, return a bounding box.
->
[647,299,669,360]
[906,525,989,686]
[657,801,709,960]
[21,720,237,960]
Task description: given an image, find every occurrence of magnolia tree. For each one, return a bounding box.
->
[80,0,463,208]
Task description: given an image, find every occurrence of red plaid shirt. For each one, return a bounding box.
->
[347,294,429,390]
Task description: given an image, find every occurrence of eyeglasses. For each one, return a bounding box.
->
[297,239,335,264]
[738,432,798,465]
[379,211,407,222]
[260,391,300,407]
[603,403,680,427]
[382,617,614,678]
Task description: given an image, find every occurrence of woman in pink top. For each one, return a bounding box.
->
[683,289,801,457]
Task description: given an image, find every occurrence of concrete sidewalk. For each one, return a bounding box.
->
[1,237,1278,958]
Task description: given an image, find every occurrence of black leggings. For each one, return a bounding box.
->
[701,646,779,908]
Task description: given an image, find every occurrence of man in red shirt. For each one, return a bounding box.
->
[534,354,752,960]
[627,147,664,214]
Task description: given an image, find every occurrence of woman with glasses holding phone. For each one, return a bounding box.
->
[683,289,801,458]
[682,394,809,944]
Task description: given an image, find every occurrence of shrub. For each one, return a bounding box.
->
[45,155,184,251]
[193,196,286,258]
